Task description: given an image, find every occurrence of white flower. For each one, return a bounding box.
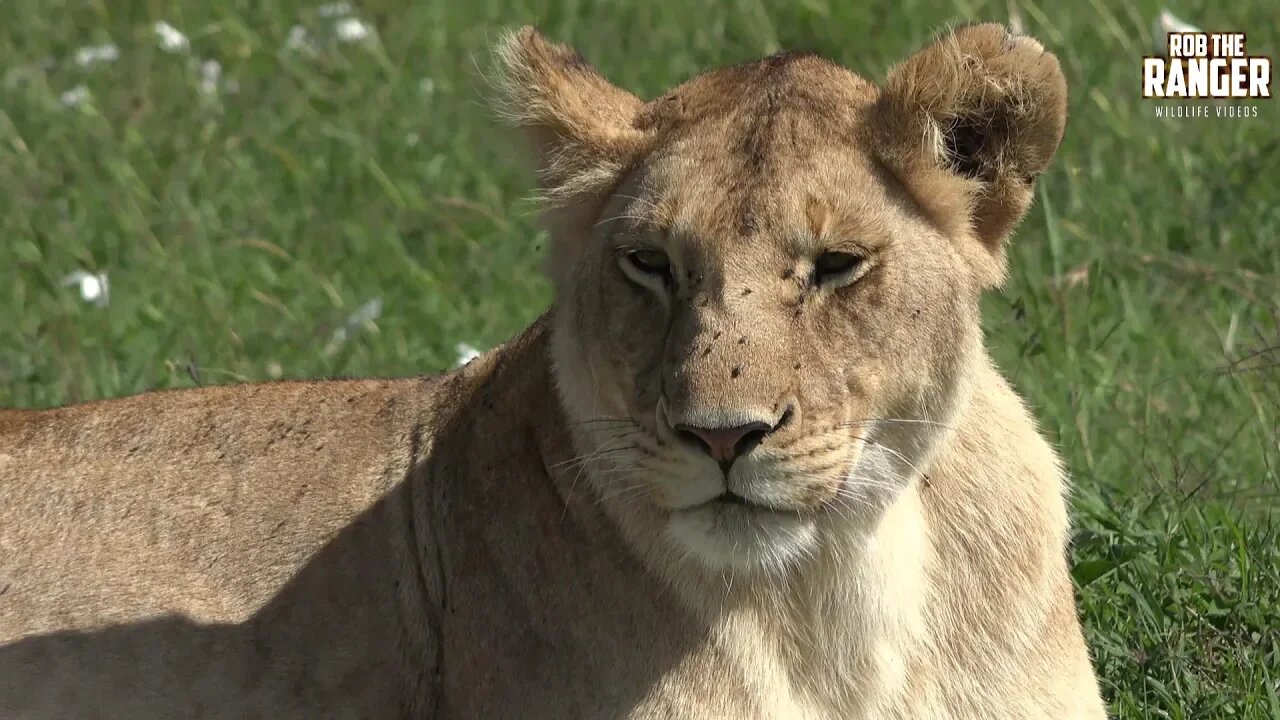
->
[1153,10,1202,55]
[334,17,372,43]
[454,343,481,368]
[419,77,435,96]
[74,43,119,67]
[199,59,221,95]
[154,21,190,52]
[59,85,90,107]
[347,297,383,325]
[317,1,354,17]
[62,270,110,306]
[285,25,313,52]
[323,298,383,356]
[1156,9,1201,34]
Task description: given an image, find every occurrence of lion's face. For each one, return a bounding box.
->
[558,132,976,571]
[499,26,1066,572]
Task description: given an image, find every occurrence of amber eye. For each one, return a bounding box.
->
[812,251,861,285]
[627,250,671,276]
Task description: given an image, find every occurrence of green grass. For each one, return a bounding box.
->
[1,0,1277,716]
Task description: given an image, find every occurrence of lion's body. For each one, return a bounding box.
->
[2,24,1105,718]
[0,321,1100,718]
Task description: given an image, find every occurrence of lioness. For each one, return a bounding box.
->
[0,23,1105,719]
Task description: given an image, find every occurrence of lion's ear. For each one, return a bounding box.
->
[873,24,1067,286]
[494,27,646,203]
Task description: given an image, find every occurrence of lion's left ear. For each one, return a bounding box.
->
[872,24,1067,286]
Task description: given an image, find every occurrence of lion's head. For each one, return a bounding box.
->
[497,25,1067,573]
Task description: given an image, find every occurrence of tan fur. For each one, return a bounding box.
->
[0,24,1104,718]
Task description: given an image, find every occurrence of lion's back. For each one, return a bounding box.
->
[0,376,453,717]
[0,377,437,633]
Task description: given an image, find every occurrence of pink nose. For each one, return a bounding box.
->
[674,422,773,467]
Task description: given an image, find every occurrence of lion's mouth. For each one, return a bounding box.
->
[700,490,794,515]
[714,491,749,506]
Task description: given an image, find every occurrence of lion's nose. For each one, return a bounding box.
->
[673,418,778,472]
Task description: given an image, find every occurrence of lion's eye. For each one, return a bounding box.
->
[618,248,674,295]
[627,250,671,276]
[812,251,862,285]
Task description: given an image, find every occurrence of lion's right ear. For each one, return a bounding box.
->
[494,27,646,203]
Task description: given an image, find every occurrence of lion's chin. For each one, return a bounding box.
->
[666,502,818,575]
